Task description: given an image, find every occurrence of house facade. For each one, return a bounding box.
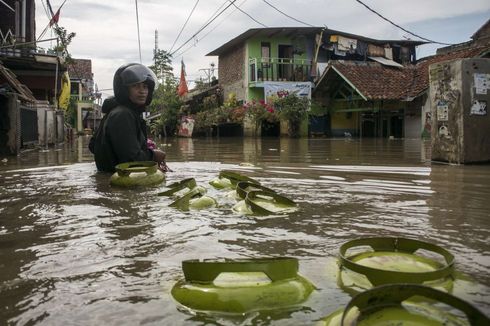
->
[207,27,424,137]
[67,59,101,134]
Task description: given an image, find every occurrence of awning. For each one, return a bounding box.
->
[368,56,404,68]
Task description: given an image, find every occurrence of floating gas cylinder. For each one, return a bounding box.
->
[209,170,260,189]
[319,284,489,326]
[337,237,455,295]
[169,186,217,211]
[110,161,165,187]
[171,257,314,314]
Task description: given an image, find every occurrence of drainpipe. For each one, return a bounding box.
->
[14,1,20,38]
[21,0,26,41]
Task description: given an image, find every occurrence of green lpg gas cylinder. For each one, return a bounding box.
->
[171,257,314,314]
[110,161,165,187]
[319,284,489,326]
[337,237,455,294]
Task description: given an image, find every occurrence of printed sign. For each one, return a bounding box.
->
[474,73,489,95]
[177,116,195,137]
[474,73,490,89]
[470,100,487,116]
[437,102,449,121]
[263,81,312,102]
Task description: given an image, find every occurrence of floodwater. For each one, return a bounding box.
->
[0,136,489,325]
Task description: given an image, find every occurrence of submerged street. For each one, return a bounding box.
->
[0,137,489,325]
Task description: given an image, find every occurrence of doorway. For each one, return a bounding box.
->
[278,45,293,81]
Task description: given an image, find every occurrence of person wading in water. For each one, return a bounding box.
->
[89,63,170,172]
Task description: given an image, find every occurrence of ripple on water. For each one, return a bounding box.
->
[1,140,489,324]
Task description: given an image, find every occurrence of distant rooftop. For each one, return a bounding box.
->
[67,59,93,80]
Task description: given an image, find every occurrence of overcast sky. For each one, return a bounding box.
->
[35,0,490,97]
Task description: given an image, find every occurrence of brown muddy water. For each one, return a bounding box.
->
[0,136,489,325]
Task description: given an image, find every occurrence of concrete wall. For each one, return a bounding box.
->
[5,94,20,155]
[37,101,63,146]
[430,58,490,163]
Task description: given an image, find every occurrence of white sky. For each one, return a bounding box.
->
[35,0,490,97]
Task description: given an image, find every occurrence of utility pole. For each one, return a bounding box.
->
[154,29,158,65]
[198,62,217,85]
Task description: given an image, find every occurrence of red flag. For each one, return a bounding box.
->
[49,9,60,26]
[177,60,188,97]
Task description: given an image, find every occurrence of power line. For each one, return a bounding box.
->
[261,0,314,27]
[170,0,238,57]
[199,0,229,34]
[228,0,267,28]
[353,0,452,45]
[175,0,249,57]
[169,0,200,53]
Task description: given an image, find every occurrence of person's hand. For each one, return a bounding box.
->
[152,149,166,163]
[153,149,172,172]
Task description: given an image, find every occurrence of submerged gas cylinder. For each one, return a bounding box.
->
[319,284,489,326]
[337,237,455,294]
[110,161,165,187]
[171,257,314,314]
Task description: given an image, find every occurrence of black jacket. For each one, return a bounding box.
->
[89,98,153,173]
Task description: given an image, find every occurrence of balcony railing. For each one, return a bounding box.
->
[70,94,93,103]
[249,57,312,83]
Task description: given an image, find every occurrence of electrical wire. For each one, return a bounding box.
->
[261,0,314,27]
[174,0,249,57]
[228,0,267,28]
[169,0,200,53]
[170,0,238,57]
[353,0,452,45]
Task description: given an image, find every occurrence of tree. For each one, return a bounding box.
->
[51,26,76,63]
[147,75,182,137]
[149,49,173,83]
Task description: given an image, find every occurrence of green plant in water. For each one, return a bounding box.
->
[243,99,278,134]
[273,93,309,137]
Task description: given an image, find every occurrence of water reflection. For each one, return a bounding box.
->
[0,137,489,325]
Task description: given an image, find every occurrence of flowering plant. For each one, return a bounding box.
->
[244,99,278,125]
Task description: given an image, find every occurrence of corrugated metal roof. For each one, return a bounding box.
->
[206,27,426,56]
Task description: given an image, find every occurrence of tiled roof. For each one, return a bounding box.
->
[321,45,489,100]
[329,61,415,100]
[410,46,489,97]
[67,59,93,80]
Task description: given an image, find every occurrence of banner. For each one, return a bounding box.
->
[263,81,312,102]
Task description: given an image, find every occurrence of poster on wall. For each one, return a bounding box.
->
[437,101,449,121]
[470,100,487,116]
[474,73,490,95]
[263,82,312,102]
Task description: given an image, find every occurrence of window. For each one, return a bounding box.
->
[261,42,271,66]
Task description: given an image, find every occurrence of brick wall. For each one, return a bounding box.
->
[218,44,246,101]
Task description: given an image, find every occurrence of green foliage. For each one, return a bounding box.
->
[193,78,209,91]
[50,26,76,62]
[66,97,77,127]
[147,75,182,136]
[273,93,309,137]
[244,99,278,132]
[149,49,173,83]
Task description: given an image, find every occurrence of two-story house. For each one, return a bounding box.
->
[67,58,101,134]
[1,0,68,152]
[207,27,424,137]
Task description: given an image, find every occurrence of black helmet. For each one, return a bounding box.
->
[113,63,158,106]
